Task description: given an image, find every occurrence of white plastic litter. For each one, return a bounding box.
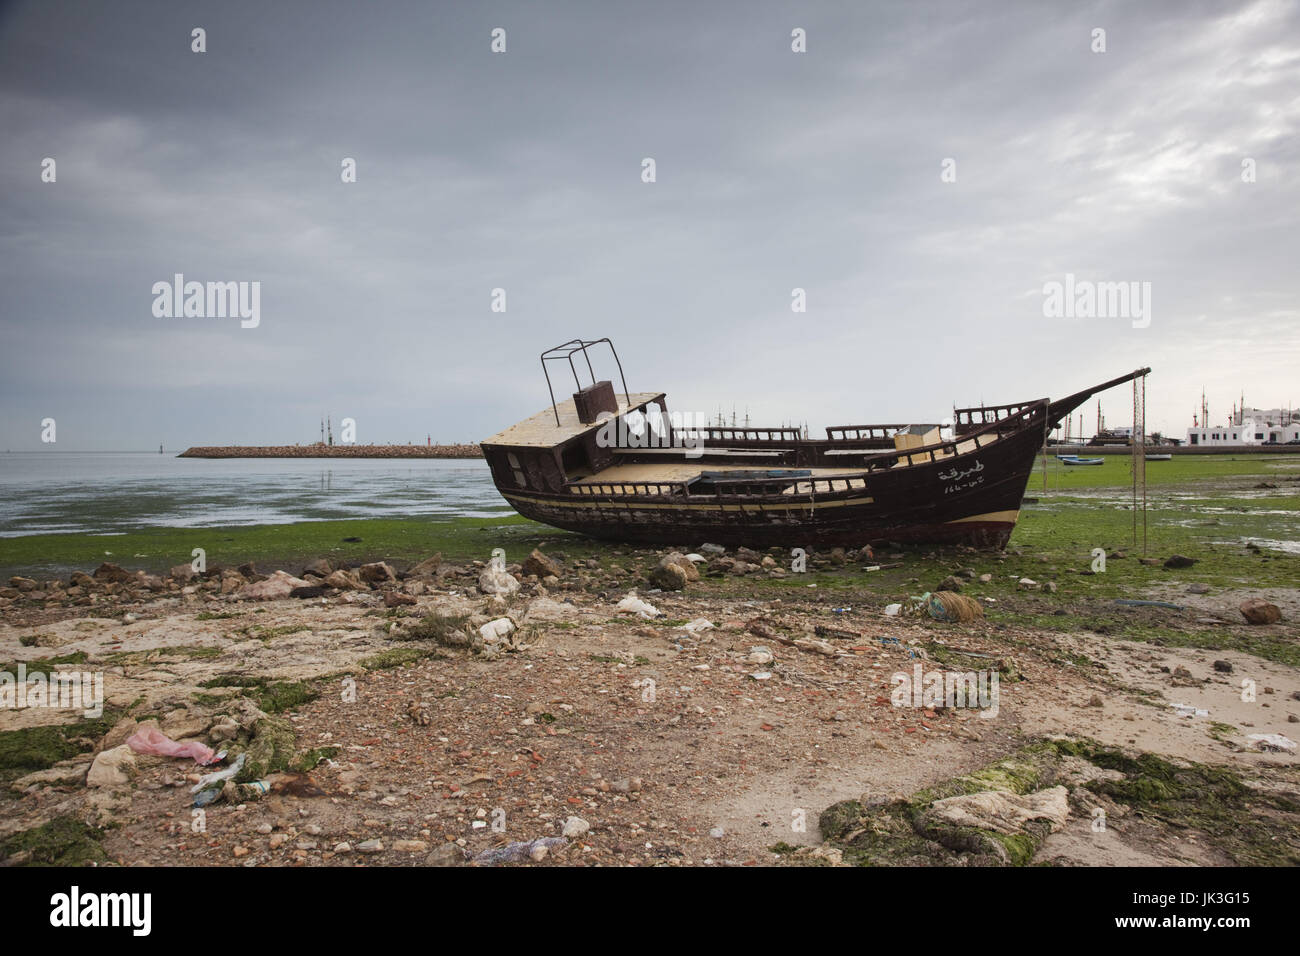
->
[616,591,661,619]
[680,618,715,635]
[685,553,706,563]
[883,603,902,616]
[1172,703,1208,718]
[1247,733,1297,753]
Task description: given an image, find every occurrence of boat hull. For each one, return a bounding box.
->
[498,423,1043,550]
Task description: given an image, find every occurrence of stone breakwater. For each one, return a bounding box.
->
[178,444,482,459]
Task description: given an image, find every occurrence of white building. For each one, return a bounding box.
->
[1187,406,1300,447]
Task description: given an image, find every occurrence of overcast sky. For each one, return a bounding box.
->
[1,0,1297,451]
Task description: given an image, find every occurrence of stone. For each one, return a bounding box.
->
[700,543,726,555]
[747,647,774,665]
[87,745,138,788]
[92,563,135,584]
[649,559,689,591]
[357,839,384,854]
[393,839,428,852]
[1017,578,1039,590]
[1163,554,1197,569]
[290,585,327,599]
[169,564,197,582]
[301,558,333,578]
[561,816,590,838]
[1213,659,1233,673]
[358,562,396,584]
[406,554,443,578]
[921,786,1070,838]
[324,569,365,590]
[938,575,964,592]
[236,570,311,601]
[522,549,563,579]
[11,758,93,791]
[384,591,417,607]
[1239,599,1282,625]
[426,843,465,866]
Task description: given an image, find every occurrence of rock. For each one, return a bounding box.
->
[333,842,353,854]
[1213,659,1233,673]
[661,552,700,581]
[561,816,590,838]
[168,564,197,582]
[529,844,549,862]
[978,573,992,583]
[920,786,1070,839]
[479,617,517,645]
[649,559,689,591]
[393,839,428,853]
[522,549,563,579]
[301,558,333,578]
[406,554,443,578]
[1017,577,1039,590]
[87,745,138,788]
[11,758,93,791]
[236,570,311,601]
[938,575,964,592]
[700,543,726,556]
[269,833,289,849]
[290,585,327,599]
[69,571,95,587]
[426,843,465,866]
[358,562,396,584]
[357,839,384,854]
[1239,599,1282,625]
[1186,583,1210,594]
[1163,554,1197,569]
[324,569,365,590]
[384,591,417,607]
[747,646,774,665]
[1139,557,1161,566]
[92,563,135,584]
[478,566,520,595]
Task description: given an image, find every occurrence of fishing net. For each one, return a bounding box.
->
[927,591,984,623]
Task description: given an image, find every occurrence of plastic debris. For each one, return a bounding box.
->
[126,727,221,766]
[926,591,984,623]
[191,752,246,799]
[1171,703,1208,718]
[883,603,902,616]
[615,591,661,619]
[1247,733,1297,753]
[472,836,567,865]
[679,618,715,635]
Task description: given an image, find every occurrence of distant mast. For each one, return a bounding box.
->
[159,443,163,454]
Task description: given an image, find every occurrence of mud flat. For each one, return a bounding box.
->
[1,540,1296,868]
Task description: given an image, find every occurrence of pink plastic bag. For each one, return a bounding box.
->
[126,727,219,765]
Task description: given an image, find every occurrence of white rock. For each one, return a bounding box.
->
[561,816,590,838]
[479,617,517,645]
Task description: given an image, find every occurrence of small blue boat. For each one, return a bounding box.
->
[1060,456,1104,466]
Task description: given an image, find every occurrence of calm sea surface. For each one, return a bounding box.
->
[0,452,510,537]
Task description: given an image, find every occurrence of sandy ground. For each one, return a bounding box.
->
[2,564,1297,867]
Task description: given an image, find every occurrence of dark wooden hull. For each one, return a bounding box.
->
[498,420,1044,550]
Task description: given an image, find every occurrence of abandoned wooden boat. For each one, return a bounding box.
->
[480,339,1150,550]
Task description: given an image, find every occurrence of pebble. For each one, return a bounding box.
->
[561,816,590,838]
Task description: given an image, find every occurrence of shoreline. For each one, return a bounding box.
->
[177,444,483,459]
